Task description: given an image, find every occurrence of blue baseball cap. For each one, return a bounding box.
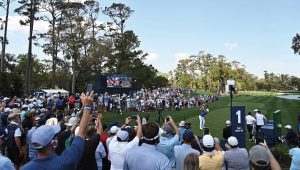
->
[32,125,61,149]
[183,130,194,141]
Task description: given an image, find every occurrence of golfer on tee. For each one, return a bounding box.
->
[199,105,209,130]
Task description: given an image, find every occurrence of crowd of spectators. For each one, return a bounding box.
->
[0,89,297,170]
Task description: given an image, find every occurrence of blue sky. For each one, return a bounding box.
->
[1,0,300,78]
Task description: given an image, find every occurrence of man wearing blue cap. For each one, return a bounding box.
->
[0,127,15,170]
[21,91,96,170]
[174,130,200,170]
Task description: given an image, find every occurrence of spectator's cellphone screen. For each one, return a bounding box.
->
[130,115,137,120]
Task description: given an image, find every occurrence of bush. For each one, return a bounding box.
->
[271,144,291,168]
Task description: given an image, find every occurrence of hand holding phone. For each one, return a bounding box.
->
[130,115,137,120]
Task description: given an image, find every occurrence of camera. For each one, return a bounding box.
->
[184,122,192,129]
[130,115,137,120]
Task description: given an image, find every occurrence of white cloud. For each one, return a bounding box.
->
[175,52,190,62]
[224,42,238,50]
[146,53,159,61]
[3,16,49,33]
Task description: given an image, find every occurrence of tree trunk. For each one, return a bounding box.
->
[51,16,56,89]
[71,54,78,94]
[1,0,10,73]
[25,0,35,95]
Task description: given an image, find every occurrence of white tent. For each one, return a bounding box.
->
[41,89,69,96]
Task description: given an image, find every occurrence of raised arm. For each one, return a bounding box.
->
[261,140,281,170]
[76,91,94,139]
[96,113,103,136]
[168,116,180,136]
[136,115,142,139]
[121,117,131,129]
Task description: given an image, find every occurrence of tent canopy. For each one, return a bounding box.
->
[39,89,69,96]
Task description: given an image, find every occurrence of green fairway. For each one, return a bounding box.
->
[101,94,300,141]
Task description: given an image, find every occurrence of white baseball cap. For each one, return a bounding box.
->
[226,120,231,125]
[117,130,129,141]
[4,108,11,113]
[227,136,238,146]
[110,126,118,134]
[179,120,185,127]
[3,97,10,101]
[203,135,214,148]
[285,125,292,129]
[65,117,77,127]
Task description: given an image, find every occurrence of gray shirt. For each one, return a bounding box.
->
[174,144,200,170]
[123,143,172,170]
[223,148,249,170]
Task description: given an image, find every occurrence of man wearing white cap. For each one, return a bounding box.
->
[282,125,298,147]
[255,110,267,132]
[21,91,96,170]
[178,120,186,142]
[106,126,118,148]
[199,135,224,170]
[6,112,23,169]
[224,136,249,170]
[222,120,232,140]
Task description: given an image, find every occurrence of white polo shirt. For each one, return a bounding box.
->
[245,115,256,125]
[256,113,266,126]
[108,136,139,170]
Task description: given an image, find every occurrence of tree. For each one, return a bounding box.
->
[106,30,147,74]
[130,58,158,88]
[0,0,15,73]
[38,0,62,88]
[211,55,231,93]
[15,54,48,89]
[58,2,87,93]
[84,0,100,51]
[292,33,300,55]
[103,3,134,34]
[15,0,40,95]
[195,52,216,91]
[174,58,191,87]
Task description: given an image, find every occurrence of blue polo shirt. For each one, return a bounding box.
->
[123,143,172,170]
[289,148,300,170]
[200,111,208,117]
[21,136,85,170]
[178,127,186,142]
[174,144,200,170]
[157,135,179,167]
[27,127,37,160]
[0,153,15,170]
